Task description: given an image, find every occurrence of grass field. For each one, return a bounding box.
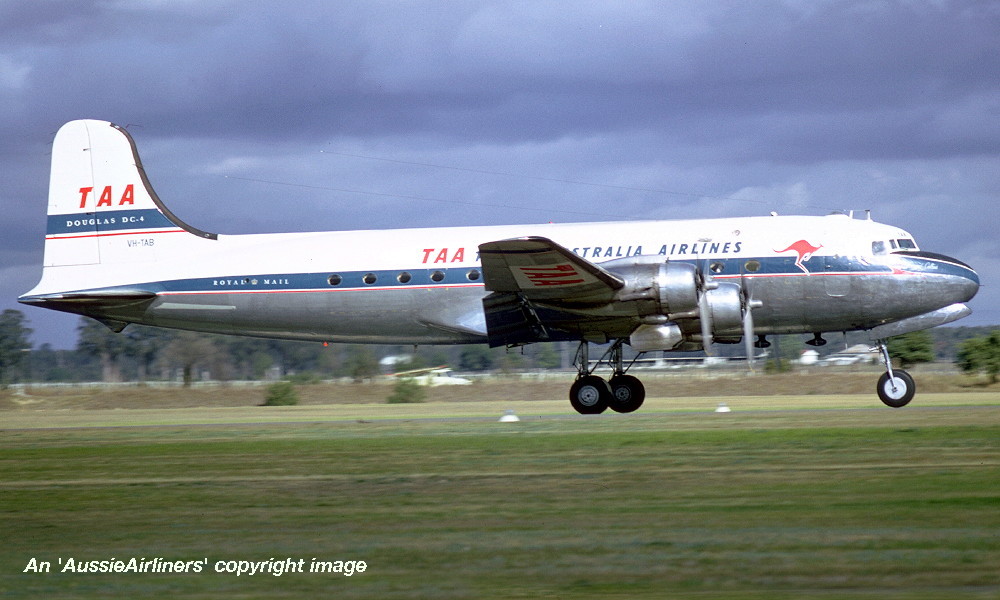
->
[1,386,998,598]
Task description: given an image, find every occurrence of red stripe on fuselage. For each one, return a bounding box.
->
[46,228,187,240]
[158,283,487,297]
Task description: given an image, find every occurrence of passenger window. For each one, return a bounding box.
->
[430,270,445,282]
[872,241,886,255]
[363,273,377,285]
[328,274,342,286]
[397,272,412,284]
[467,269,481,281]
[744,260,761,273]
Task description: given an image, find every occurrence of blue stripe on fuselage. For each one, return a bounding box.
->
[51,253,971,299]
[58,255,906,297]
[47,209,177,236]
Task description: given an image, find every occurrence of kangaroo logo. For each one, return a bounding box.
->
[774,240,822,274]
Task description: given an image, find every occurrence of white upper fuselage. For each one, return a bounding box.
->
[28,213,913,296]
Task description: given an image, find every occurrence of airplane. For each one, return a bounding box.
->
[19,120,980,413]
[391,367,473,386]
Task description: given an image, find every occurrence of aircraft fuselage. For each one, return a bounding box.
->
[25,215,978,345]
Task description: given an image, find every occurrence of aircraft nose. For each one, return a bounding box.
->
[945,257,980,303]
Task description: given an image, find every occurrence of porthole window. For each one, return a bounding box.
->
[430,270,445,282]
[363,273,377,285]
[744,260,761,273]
[328,274,342,286]
[397,271,412,284]
[710,262,725,274]
[467,269,481,281]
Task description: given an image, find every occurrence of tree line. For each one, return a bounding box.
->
[0,309,997,386]
[0,311,563,386]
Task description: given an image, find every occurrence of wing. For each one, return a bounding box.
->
[478,237,632,346]
[478,236,624,304]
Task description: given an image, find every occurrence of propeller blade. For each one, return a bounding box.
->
[699,291,714,356]
[743,303,755,371]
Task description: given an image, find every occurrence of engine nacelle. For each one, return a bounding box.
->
[630,322,684,352]
[610,258,748,349]
[702,282,744,335]
[610,259,700,318]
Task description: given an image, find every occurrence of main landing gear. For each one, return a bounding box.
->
[569,340,646,414]
[875,339,915,408]
[567,338,918,413]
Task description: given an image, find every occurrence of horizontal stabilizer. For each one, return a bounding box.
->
[18,290,157,328]
[19,288,156,332]
[19,289,157,305]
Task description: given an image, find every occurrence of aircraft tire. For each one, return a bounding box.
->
[569,376,611,414]
[608,375,645,413]
[876,370,915,408]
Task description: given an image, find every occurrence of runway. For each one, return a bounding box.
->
[3,392,998,430]
[3,392,998,599]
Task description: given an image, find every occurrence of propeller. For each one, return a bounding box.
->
[742,287,763,371]
[698,267,718,356]
[743,302,755,370]
[699,290,714,356]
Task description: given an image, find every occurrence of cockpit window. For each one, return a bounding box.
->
[896,238,917,250]
[872,241,887,255]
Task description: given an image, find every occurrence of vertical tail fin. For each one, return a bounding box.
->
[21,120,217,312]
[42,120,215,269]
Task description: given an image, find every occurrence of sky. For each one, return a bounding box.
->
[2,0,997,348]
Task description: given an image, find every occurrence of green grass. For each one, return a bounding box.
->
[1,403,998,599]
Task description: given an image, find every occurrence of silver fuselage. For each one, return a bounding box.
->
[23,215,980,346]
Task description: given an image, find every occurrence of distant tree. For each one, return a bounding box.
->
[0,310,32,386]
[459,346,494,371]
[162,331,218,386]
[764,335,798,372]
[394,353,428,372]
[386,377,426,404]
[124,326,175,382]
[421,348,449,369]
[345,346,380,383]
[887,331,935,368]
[956,330,1000,384]
[534,343,562,369]
[77,318,129,382]
[499,349,525,374]
[929,326,999,362]
[29,344,79,382]
[262,381,299,406]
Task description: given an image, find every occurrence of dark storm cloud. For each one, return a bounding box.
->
[2,0,997,344]
[4,1,995,153]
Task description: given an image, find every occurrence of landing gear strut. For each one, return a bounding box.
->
[875,339,915,408]
[569,340,646,414]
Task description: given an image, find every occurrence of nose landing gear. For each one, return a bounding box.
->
[569,340,646,414]
[875,339,915,408]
